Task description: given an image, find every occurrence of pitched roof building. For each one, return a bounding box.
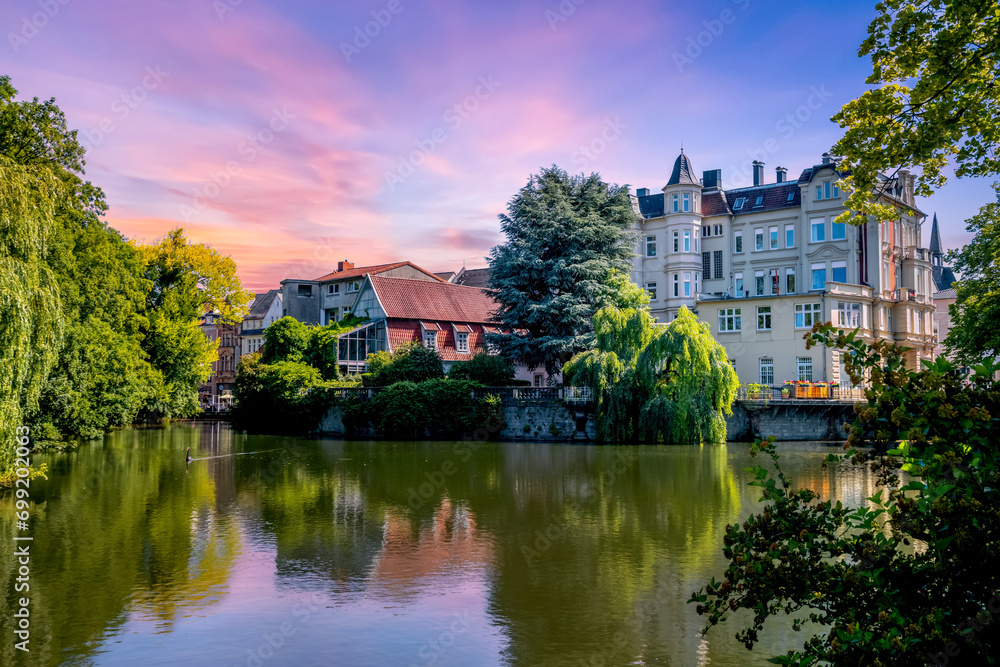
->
[337,275,498,373]
[238,289,282,358]
[280,260,443,326]
[632,150,937,385]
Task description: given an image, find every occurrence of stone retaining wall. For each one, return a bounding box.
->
[315,400,858,442]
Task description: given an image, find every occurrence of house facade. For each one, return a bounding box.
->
[280,260,444,326]
[238,289,282,359]
[199,311,239,407]
[336,275,498,374]
[632,151,936,386]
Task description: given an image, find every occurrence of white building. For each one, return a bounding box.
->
[632,151,936,386]
[239,289,282,358]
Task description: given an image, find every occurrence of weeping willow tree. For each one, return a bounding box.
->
[0,157,64,473]
[564,306,737,444]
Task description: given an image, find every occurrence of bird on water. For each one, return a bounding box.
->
[186,447,193,463]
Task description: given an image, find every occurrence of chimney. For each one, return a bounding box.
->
[702,169,722,191]
[752,160,765,186]
[337,260,354,272]
[821,152,832,165]
[775,166,787,183]
[636,187,649,197]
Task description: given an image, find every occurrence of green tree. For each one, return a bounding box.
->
[691,325,1000,665]
[0,157,63,471]
[944,184,1000,363]
[448,351,515,386]
[137,228,252,417]
[262,316,313,364]
[564,306,737,444]
[365,341,444,386]
[832,0,1000,222]
[487,166,638,375]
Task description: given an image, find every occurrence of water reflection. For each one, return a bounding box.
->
[0,424,878,666]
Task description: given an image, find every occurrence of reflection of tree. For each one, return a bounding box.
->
[0,423,239,666]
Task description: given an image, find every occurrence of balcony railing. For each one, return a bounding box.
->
[738,383,867,402]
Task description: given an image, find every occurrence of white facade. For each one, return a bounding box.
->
[633,152,936,385]
[239,290,283,358]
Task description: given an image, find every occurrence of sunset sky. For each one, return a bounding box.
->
[4,0,992,290]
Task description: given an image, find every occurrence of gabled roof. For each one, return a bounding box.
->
[245,289,280,320]
[454,267,491,288]
[369,276,496,323]
[314,261,444,283]
[666,150,700,186]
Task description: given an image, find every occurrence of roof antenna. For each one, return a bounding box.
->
[680,142,684,154]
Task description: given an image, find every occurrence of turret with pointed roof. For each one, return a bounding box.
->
[928,212,957,291]
[666,148,700,187]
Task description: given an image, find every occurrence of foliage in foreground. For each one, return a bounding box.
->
[832,0,1000,223]
[0,75,251,475]
[691,324,1000,666]
[344,379,501,439]
[564,305,737,444]
[944,183,1000,364]
[486,166,639,375]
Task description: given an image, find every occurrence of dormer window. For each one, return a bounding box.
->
[733,197,746,210]
[456,332,469,353]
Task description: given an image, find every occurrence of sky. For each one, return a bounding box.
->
[3,0,993,291]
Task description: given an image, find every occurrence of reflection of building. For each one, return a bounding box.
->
[280,260,443,326]
[238,289,282,359]
[368,498,492,592]
[632,150,936,384]
[200,310,238,406]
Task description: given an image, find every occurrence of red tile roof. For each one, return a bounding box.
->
[702,191,731,216]
[314,261,444,283]
[371,276,497,323]
[387,321,487,361]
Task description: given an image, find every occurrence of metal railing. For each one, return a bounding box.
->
[320,385,595,404]
[738,384,867,402]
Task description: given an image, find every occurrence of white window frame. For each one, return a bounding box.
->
[734,271,743,297]
[755,270,765,296]
[645,235,656,257]
[683,193,690,212]
[735,230,743,253]
[831,260,847,283]
[718,307,741,332]
[811,262,826,290]
[423,329,438,349]
[757,306,772,331]
[755,228,764,251]
[795,302,821,328]
[785,224,794,248]
[769,226,779,250]
[785,268,796,294]
[796,357,813,382]
[831,220,847,240]
[646,282,657,301]
[683,272,691,297]
[810,217,825,243]
[456,332,470,353]
[683,230,691,253]
[759,358,774,385]
[672,194,679,213]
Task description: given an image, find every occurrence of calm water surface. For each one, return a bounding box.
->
[0,422,878,666]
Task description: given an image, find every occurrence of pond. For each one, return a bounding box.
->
[0,422,877,666]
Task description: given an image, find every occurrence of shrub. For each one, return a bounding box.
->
[691,324,1000,665]
[448,352,515,385]
[365,342,444,386]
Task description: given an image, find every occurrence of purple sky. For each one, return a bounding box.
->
[3,0,991,290]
